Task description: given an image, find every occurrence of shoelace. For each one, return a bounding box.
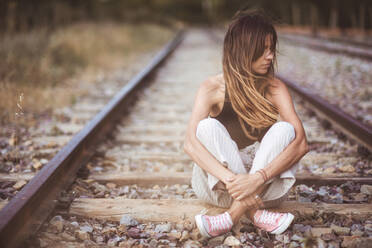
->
[256,210,281,225]
[209,212,231,233]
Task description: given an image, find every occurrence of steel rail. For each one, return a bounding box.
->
[279,33,372,61]
[279,31,372,49]
[0,29,185,248]
[277,75,372,152]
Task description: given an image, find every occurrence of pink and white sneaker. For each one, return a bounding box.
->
[252,209,294,234]
[195,212,233,238]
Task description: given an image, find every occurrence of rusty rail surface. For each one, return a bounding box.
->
[277,75,372,152]
[279,33,372,61]
[0,30,185,248]
[288,33,372,50]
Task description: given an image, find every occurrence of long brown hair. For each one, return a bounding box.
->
[222,9,279,140]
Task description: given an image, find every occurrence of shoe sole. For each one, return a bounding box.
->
[195,214,211,238]
[270,213,295,235]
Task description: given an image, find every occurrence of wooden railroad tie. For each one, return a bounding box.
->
[87,172,372,187]
[68,172,372,223]
[69,198,372,223]
[1,172,371,186]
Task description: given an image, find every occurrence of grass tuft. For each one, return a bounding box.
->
[0,22,174,124]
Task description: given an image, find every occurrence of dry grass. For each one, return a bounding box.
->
[0,22,174,125]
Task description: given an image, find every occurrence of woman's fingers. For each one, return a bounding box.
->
[226,174,259,199]
[229,187,253,200]
[228,185,244,199]
[228,190,239,199]
[236,191,248,201]
[226,174,237,183]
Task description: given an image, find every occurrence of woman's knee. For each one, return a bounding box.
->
[270,121,295,142]
[195,118,221,141]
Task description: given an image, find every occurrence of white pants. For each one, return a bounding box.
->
[191,117,299,208]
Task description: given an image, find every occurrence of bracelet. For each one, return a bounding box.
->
[256,170,266,182]
[262,169,269,181]
[261,169,269,181]
[257,169,268,182]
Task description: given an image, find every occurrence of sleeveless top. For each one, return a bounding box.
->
[210,83,271,150]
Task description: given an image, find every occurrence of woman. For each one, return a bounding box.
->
[183,9,309,238]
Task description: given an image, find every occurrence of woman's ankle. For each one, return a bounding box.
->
[246,208,257,221]
[227,210,238,224]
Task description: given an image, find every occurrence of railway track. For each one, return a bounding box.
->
[279,33,372,62]
[0,28,371,247]
[279,31,372,50]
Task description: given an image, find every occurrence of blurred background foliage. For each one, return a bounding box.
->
[1,0,371,123]
[1,0,372,33]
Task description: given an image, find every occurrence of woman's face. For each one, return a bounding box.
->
[252,35,274,75]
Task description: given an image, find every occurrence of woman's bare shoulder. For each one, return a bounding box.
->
[200,74,224,93]
[267,77,285,87]
[267,77,287,94]
[266,77,291,104]
[196,74,225,108]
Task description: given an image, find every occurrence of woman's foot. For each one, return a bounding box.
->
[195,212,233,238]
[252,209,294,234]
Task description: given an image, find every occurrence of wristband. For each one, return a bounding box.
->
[257,169,268,182]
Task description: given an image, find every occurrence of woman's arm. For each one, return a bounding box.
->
[262,78,309,178]
[183,78,235,185]
[227,78,309,199]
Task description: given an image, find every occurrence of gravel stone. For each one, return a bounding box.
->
[12,180,27,190]
[119,214,139,227]
[342,236,372,248]
[208,235,225,246]
[107,236,121,246]
[351,230,364,236]
[168,230,182,240]
[311,227,333,237]
[106,182,116,189]
[39,238,49,248]
[361,185,372,195]
[70,221,79,228]
[32,160,43,170]
[321,232,337,241]
[75,230,90,241]
[155,223,172,233]
[49,215,64,233]
[184,240,202,248]
[339,165,356,173]
[60,232,76,241]
[289,241,299,248]
[324,167,336,173]
[364,224,372,234]
[127,227,141,239]
[275,234,284,242]
[317,238,327,248]
[95,236,105,243]
[40,158,49,164]
[180,230,190,242]
[328,241,341,248]
[223,235,241,246]
[291,234,304,242]
[80,225,93,233]
[149,239,158,248]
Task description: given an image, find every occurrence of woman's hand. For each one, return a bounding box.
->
[225,173,264,200]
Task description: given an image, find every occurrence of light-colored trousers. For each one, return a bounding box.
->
[191,117,299,209]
